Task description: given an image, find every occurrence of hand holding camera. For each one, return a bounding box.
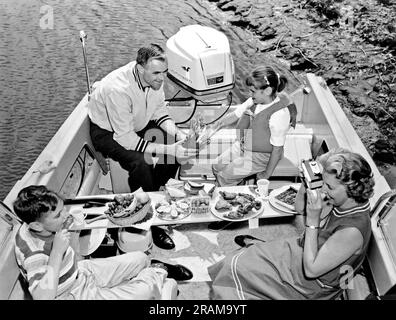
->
[306,188,323,223]
[300,159,323,190]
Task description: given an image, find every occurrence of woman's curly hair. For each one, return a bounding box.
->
[13,185,60,224]
[318,148,375,203]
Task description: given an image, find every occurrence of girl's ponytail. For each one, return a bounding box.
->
[277,74,288,92]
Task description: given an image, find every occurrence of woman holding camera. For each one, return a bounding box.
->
[208,148,375,299]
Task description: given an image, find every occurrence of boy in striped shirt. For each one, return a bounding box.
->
[13,185,176,300]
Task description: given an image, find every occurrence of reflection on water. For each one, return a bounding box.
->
[0,0,296,199]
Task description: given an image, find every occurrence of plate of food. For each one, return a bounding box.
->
[210,190,264,222]
[154,198,192,221]
[269,185,299,214]
[104,192,152,226]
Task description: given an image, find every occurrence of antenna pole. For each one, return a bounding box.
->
[79,30,92,100]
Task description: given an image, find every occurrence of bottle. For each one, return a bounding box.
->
[197,112,205,131]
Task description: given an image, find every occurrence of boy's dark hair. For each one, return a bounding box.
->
[136,43,165,66]
[13,185,60,224]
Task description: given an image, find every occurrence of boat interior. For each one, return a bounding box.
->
[1,70,395,300]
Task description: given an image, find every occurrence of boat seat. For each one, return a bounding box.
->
[179,125,313,182]
[108,158,131,194]
[273,133,313,177]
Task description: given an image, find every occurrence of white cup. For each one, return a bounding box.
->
[69,208,86,227]
[257,179,270,197]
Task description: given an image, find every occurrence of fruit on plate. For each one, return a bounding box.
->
[105,193,150,218]
[135,192,150,204]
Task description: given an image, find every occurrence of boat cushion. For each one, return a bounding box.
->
[108,158,131,193]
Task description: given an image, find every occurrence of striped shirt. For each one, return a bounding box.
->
[15,224,78,298]
[87,61,172,152]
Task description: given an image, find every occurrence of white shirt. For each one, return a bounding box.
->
[88,61,171,152]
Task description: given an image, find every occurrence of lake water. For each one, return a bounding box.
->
[0,0,295,200]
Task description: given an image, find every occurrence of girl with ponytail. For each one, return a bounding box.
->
[208,66,297,186]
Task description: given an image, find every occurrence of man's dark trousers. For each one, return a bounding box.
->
[90,120,180,192]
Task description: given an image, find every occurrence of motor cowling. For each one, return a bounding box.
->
[166,25,235,102]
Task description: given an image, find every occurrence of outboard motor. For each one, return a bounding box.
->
[166,25,235,103]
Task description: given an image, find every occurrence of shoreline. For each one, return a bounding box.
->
[208,0,396,188]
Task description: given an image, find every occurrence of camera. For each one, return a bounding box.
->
[301,159,323,190]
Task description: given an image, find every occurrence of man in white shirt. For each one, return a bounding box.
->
[88,44,195,191]
[88,44,196,249]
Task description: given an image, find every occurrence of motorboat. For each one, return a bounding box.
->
[0,25,395,300]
